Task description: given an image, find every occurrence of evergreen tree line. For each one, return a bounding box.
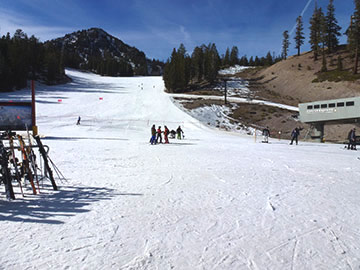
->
[282,0,342,59]
[163,44,282,92]
[282,0,360,74]
[0,29,65,92]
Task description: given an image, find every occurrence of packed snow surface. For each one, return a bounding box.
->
[1,69,360,269]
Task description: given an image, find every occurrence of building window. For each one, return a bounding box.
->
[337,102,344,107]
[321,104,327,108]
[314,105,320,109]
[346,101,355,106]
[329,103,336,108]
[307,105,313,109]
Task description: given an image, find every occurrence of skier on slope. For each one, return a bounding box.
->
[347,128,357,150]
[262,126,270,143]
[76,116,81,125]
[164,126,170,144]
[176,126,184,140]
[150,125,156,145]
[156,126,163,144]
[290,127,300,145]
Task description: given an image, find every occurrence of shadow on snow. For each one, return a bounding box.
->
[0,185,142,224]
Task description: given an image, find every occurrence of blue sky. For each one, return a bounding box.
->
[0,0,355,61]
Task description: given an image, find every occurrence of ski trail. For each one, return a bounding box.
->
[290,239,298,270]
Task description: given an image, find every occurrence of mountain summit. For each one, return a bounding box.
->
[47,28,161,76]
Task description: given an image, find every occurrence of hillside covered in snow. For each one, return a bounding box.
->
[0,70,360,269]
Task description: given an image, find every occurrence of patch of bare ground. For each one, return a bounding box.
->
[185,89,223,96]
[230,46,360,142]
[229,104,307,139]
[235,46,360,105]
[175,97,309,140]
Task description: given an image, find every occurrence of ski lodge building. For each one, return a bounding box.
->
[298,97,360,141]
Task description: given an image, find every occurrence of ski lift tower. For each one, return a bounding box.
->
[299,97,360,142]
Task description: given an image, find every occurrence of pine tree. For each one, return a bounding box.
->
[346,0,360,74]
[294,16,305,56]
[282,30,290,59]
[191,46,204,82]
[265,51,273,66]
[222,47,230,67]
[325,0,341,53]
[309,4,322,61]
[248,56,255,66]
[229,46,239,66]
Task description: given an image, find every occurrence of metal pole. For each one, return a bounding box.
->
[224,80,227,104]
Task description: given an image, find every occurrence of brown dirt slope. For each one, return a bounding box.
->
[237,46,360,107]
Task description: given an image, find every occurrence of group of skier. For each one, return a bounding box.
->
[263,125,358,149]
[261,126,301,145]
[150,125,184,145]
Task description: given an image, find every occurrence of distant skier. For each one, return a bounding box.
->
[347,128,357,150]
[176,126,184,140]
[290,127,300,145]
[262,127,270,143]
[150,125,156,145]
[164,126,169,144]
[76,116,81,125]
[156,126,163,144]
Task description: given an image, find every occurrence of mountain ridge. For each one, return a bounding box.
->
[46,27,163,76]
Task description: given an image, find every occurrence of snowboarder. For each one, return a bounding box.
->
[156,126,163,144]
[150,125,156,145]
[164,126,169,144]
[347,128,357,150]
[76,116,81,125]
[290,127,300,145]
[176,126,184,140]
[262,127,270,143]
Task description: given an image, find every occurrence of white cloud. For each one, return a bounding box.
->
[0,8,73,41]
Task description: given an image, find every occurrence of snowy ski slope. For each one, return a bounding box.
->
[1,69,360,269]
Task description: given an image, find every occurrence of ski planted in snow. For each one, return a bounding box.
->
[34,136,58,191]
[17,135,37,195]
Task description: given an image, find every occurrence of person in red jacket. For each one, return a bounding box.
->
[156,126,163,144]
[164,126,169,144]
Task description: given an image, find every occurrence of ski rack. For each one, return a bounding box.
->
[0,130,63,200]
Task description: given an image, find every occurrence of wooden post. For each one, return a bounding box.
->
[31,80,38,135]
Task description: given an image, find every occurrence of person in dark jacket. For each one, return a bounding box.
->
[262,127,270,143]
[156,126,163,144]
[347,128,357,150]
[76,116,81,125]
[176,126,184,140]
[150,125,156,145]
[290,127,300,145]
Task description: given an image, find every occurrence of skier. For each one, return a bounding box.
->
[76,116,81,125]
[176,126,184,140]
[262,127,270,143]
[156,126,163,144]
[347,128,357,150]
[150,125,156,145]
[290,127,300,145]
[164,126,170,144]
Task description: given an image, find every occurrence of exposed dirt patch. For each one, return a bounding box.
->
[175,97,307,139]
